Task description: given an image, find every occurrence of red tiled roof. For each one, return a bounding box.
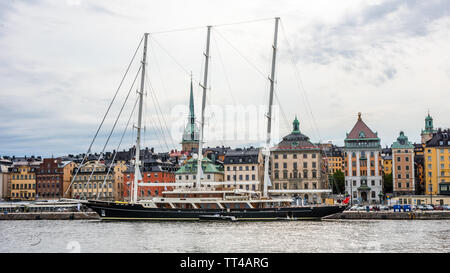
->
[346,114,378,139]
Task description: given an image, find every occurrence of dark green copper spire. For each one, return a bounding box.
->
[182,75,199,145]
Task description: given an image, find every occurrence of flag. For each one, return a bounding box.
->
[342,197,350,204]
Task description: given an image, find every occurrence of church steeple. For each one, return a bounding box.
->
[188,75,195,139]
[421,111,437,144]
[181,75,199,153]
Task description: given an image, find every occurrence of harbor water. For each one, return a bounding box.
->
[1,219,449,253]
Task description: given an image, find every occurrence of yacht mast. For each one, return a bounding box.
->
[195,26,212,189]
[263,17,279,198]
[132,33,149,203]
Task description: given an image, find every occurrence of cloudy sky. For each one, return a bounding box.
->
[1,0,449,157]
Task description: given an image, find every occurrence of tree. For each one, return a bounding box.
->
[331,170,345,194]
[383,173,393,193]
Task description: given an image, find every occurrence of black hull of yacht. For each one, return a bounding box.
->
[85,200,346,221]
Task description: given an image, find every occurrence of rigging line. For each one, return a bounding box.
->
[145,112,167,152]
[145,71,176,150]
[144,73,172,152]
[202,47,226,149]
[274,90,291,135]
[149,35,201,86]
[80,65,142,199]
[279,20,322,142]
[97,96,139,199]
[211,30,237,106]
[143,82,168,153]
[213,29,268,80]
[65,35,144,197]
[213,17,275,28]
[148,40,174,113]
[148,17,274,34]
[144,68,177,150]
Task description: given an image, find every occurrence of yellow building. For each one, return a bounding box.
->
[424,129,450,195]
[9,161,41,201]
[382,157,392,175]
[71,161,117,200]
[328,156,344,174]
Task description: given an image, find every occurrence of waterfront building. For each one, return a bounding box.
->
[421,112,437,144]
[71,161,116,200]
[123,155,177,200]
[0,157,12,200]
[325,146,344,174]
[113,162,127,201]
[223,147,263,191]
[36,158,76,200]
[413,143,425,194]
[391,131,415,196]
[8,160,41,201]
[271,117,328,203]
[175,157,224,188]
[344,113,383,204]
[381,147,392,175]
[424,129,450,196]
[382,156,392,175]
[391,195,450,206]
[181,78,199,153]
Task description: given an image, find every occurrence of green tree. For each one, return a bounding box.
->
[383,173,393,193]
[331,170,345,194]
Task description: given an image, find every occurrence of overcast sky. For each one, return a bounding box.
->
[1,0,449,157]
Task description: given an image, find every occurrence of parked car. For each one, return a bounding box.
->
[442,205,450,210]
[348,206,359,211]
[410,205,417,211]
[425,205,434,210]
[417,205,426,210]
[356,206,366,211]
[379,206,390,211]
[433,205,444,210]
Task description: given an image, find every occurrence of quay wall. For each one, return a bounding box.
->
[324,211,450,220]
[0,212,99,220]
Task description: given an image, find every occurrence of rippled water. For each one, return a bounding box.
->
[0,219,449,253]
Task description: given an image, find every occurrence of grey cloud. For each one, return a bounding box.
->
[286,0,450,67]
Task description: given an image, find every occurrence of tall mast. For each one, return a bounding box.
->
[132,33,149,203]
[263,17,279,198]
[196,25,212,189]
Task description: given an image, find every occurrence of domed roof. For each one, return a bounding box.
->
[273,117,318,151]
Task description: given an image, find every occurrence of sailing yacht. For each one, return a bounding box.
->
[84,18,347,221]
